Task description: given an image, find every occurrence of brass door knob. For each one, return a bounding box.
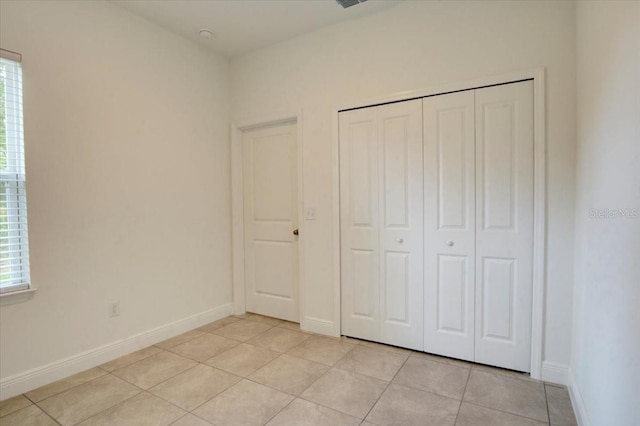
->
[293,229,299,236]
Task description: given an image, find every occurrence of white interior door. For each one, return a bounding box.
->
[423,90,476,361]
[243,122,299,322]
[340,99,423,350]
[474,81,534,372]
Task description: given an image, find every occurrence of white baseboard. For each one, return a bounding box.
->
[0,303,233,400]
[301,316,337,337]
[541,361,569,385]
[568,369,591,426]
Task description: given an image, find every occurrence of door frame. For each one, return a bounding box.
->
[332,68,546,379]
[231,112,304,321]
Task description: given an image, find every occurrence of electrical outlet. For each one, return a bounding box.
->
[109,301,120,317]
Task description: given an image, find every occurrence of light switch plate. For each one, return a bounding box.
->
[305,207,317,220]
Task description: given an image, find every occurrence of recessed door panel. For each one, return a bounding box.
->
[252,134,293,221]
[481,257,515,341]
[352,249,376,318]
[481,102,515,230]
[438,109,469,230]
[383,116,409,228]
[384,252,410,323]
[243,122,299,322]
[253,241,295,299]
[424,91,476,362]
[437,255,468,333]
[475,81,533,372]
[350,122,376,227]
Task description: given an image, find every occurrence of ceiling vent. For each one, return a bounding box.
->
[336,0,368,9]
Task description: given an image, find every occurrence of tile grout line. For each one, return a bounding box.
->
[35,371,146,426]
[359,350,411,423]
[234,330,357,423]
[184,324,321,421]
[453,362,473,425]
[463,400,552,425]
[544,383,552,425]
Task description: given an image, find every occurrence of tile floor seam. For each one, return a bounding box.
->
[184,411,218,426]
[360,350,411,422]
[292,366,391,420]
[544,382,552,425]
[150,363,243,415]
[170,412,191,425]
[142,361,202,392]
[453,360,473,425]
[155,332,205,350]
[212,320,279,343]
[471,364,538,383]
[99,347,168,373]
[295,392,362,421]
[241,360,325,398]
[69,389,148,426]
[282,337,357,367]
[461,400,551,424]
[259,395,298,426]
[410,350,472,369]
[391,356,471,401]
[27,369,114,406]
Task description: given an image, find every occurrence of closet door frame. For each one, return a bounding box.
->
[332,68,546,379]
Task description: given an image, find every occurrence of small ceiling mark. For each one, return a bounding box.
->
[198,29,214,39]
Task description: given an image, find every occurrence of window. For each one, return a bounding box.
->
[0,49,30,294]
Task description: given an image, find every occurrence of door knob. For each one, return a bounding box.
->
[396,238,404,243]
[447,241,454,246]
[293,229,299,236]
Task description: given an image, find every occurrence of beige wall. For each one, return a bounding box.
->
[573,2,640,424]
[231,0,577,372]
[0,0,231,384]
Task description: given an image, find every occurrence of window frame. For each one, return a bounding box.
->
[0,48,31,296]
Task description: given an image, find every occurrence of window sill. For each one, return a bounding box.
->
[0,287,37,306]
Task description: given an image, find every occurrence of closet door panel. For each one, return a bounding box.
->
[378,100,424,350]
[423,91,476,361]
[475,81,534,372]
[340,108,380,341]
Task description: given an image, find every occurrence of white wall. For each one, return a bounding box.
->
[0,0,231,391]
[572,2,640,425]
[231,0,577,373]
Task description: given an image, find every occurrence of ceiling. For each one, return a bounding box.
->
[111,0,401,58]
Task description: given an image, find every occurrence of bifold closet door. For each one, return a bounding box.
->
[340,99,424,350]
[423,80,534,372]
[423,90,476,362]
[474,81,534,372]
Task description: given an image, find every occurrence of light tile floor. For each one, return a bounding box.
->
[0,313,578,426]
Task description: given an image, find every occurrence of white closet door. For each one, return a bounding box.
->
[378,100,424,350]
[474,81,534,372]
[243,122,299,322]
[423,91,476,361]
[340,107,380,342]
[340,99,423,350]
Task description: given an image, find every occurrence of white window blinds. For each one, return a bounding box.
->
[0,49,31,294]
